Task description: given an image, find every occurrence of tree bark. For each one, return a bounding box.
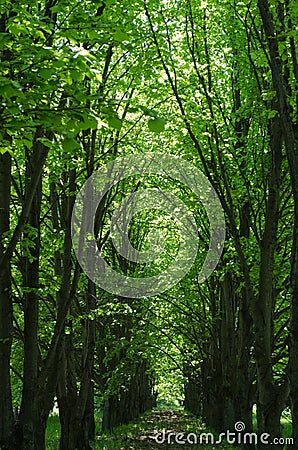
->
[257,0,298,444]
[0,151,14,450]
[252,114,286,448]
[18,134,43,450]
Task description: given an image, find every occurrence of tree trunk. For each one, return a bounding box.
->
[257,0,298,443]
[252,113,286,447]
[102,360,155,431]
[0,151,14,450]
[18,138,43,449]
[184,375,202,417]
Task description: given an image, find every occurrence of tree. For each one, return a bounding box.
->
[1,0,297,448]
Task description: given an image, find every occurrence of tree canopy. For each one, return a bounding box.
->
[0,0,297,449]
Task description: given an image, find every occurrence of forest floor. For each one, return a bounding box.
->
[95,409,240,449]
[46,408,292,449]
[46,407,240,449]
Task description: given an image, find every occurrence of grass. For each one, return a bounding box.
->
[95,409,242,449]
[45,415,60,450]
[45,408,293,449]
[251,407,292,448]
[46,409,241,449]
[281,411,292,441]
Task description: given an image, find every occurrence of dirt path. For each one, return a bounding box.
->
[97,409,235,449]
[129,409,198,449]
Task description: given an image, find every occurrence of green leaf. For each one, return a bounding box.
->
[0,80,24,99]
[39,68,53,80]
[148,118,165,132]
[81,116,98,130]
[69,69,83,82]
[267,109,278,119]
[87,30,99,40]
[0,33,11,46]
[113,30,130,42]
[108,116,122,131]
[0,147,11,155]
[62,137,80,151]
[37,137,53,148]
[7,106,20,115]
[140,106,158,117]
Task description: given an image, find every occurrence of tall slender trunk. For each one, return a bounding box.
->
[200,288,224,432]
[290,208,298,443]
[0,8,16,447]
[77,280,96,449]
[252,115,287,448]
[58,282,96,450]
[18,139,43,449]
[220,273,237,429]
[0,151,14,449]
[102,359,155,431]
[257,0,298,443]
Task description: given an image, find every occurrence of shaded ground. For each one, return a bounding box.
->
[96,409,238,449]
[46,407,293,449]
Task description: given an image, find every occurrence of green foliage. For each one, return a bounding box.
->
[148,117,165,132]
[1,0,296,445]
[46,415,60,450]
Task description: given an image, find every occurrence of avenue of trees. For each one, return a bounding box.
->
[0,0,297,449]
